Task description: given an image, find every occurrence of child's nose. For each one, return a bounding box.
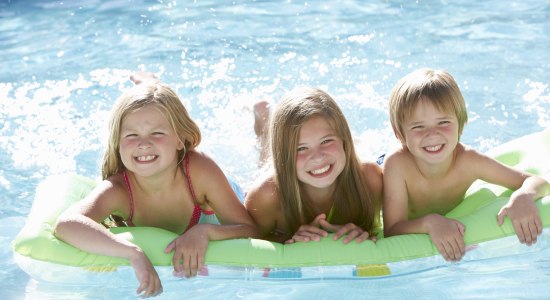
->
[426,127,439,136]
[137,137,152,149]
[310,148,325,161]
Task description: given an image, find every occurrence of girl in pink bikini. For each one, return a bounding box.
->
[54,73,258,298]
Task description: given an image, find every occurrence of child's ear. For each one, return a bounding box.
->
[177,139,185,151]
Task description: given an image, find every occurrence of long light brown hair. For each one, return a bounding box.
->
[102,82,201,180]
[269,87,379,235]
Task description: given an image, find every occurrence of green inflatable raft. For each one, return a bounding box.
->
[12,129,550,283]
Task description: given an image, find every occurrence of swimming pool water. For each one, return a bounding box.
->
[1,0,549,298]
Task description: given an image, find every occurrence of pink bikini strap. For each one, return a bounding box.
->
[184,153,198,201]
[122,171,135,224]
[184,153,202,231]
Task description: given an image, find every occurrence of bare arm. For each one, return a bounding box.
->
[191,151,259,240]
[382,152,420,237]
[382,152,465,261]
[165,152,260,278]
[472,151,550,244]
[54,179,161,297]
[244,176,288,242]
[54,179,140,259]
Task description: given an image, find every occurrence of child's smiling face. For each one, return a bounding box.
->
[401,98,460,165]
[295,115,346,189]
[119,104,183,177]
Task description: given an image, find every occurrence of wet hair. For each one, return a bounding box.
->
[389,68,468,141]
[269,87,379,235]
[101,82,201,180]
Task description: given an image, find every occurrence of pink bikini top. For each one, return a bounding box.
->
[122,153,214,233]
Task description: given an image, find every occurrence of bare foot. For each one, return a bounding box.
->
[253,100,270,137]
[130,71,159,85]
[253,100,270,166]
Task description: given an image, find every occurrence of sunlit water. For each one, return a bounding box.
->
[1,0,549,299]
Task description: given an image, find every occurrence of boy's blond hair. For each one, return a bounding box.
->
[389,68,468,141]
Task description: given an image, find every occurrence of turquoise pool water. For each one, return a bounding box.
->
[1,0,549,298]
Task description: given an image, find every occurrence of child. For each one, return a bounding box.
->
[383,68,550,262]
[245,87,383,244]
[54,75,258,297]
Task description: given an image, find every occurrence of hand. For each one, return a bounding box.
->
[164,224,209,278]
[497,192,542,246]
[285,214,329,244]
[426,214,465,262]
[129,249,162,298]
[318,219,373,244]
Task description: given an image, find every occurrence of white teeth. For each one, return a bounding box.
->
[425,145,442,152]
[136,155,156,162]
[310,165,330,175]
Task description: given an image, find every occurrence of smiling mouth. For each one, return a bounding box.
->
[135,155,158,162]
[309,164,331,175]
[424,144,443,153]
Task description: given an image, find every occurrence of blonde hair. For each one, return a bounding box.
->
[269,87,379,235]
[389,68,468,141]
[101,82,201,179]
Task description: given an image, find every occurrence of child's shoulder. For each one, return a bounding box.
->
[85,174,129,209]
[186,150,222,171]
[361,160,383,178]
[382,147,412,167]
[245,174,278,203]
[99,174,130,196]
[456,143,490,163]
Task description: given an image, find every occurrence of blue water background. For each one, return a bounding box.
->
[1,0,549,298]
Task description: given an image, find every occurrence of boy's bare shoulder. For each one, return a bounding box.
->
[383,148,412,168]
[455,143,489,164]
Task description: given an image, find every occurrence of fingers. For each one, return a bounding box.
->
[312,213,327,227]
[292,227,327,242]
[292,224,329,242]
[333,223,361,244]
[354,231,371,244]
[331,223,372,244]
[318,218,338,233]
[285,238,296,244]
[164,241,175,254]
[436,237,465,262]
[173,250,203,278]
[513,218,542,246]
[172,250,183,275]
[136,274,162,298]
[496,207,507,225]
[130,251,162,298]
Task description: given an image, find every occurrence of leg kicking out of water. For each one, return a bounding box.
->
[130,71,160,85]
[253,100,270,167]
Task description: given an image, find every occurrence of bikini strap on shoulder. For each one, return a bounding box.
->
[122,171,135,223]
